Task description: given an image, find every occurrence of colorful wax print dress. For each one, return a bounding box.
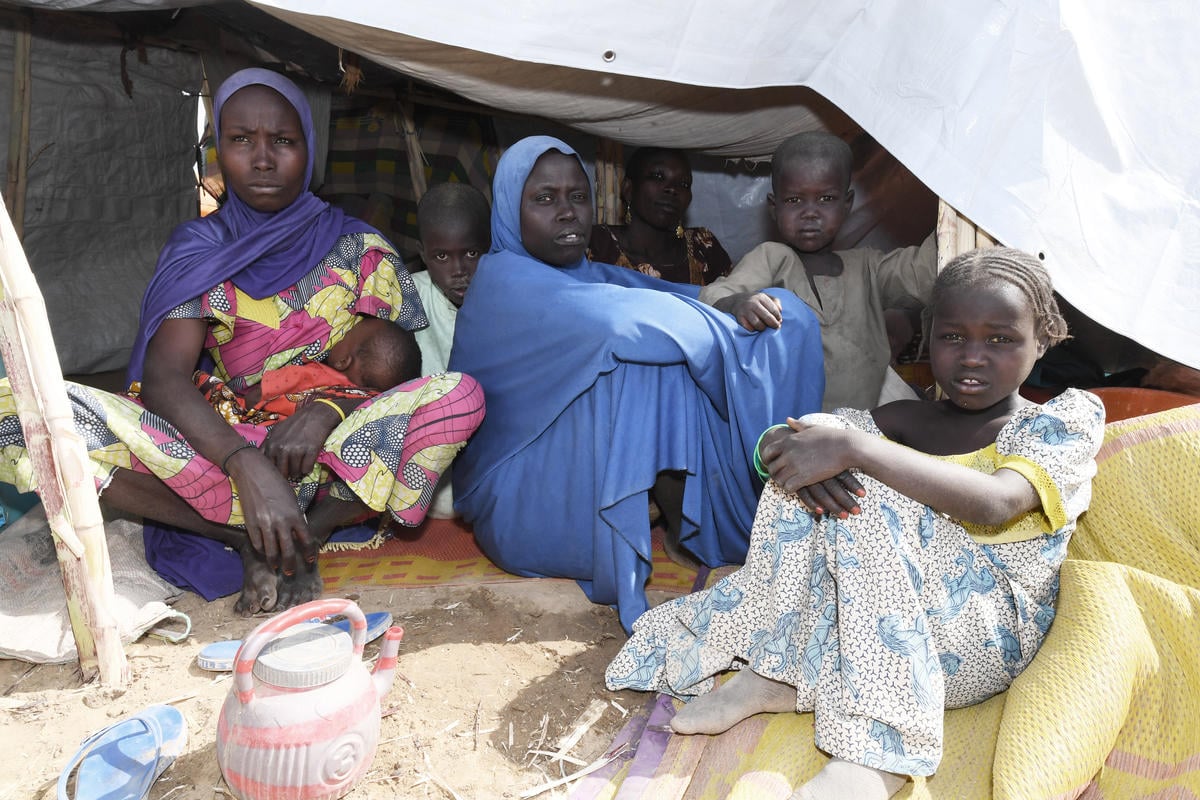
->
[606,389,1104,775]
[588,223,732,286]
[0,232,484,531]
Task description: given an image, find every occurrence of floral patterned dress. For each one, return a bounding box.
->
[606,389,1104,775]
[588,224,732,286]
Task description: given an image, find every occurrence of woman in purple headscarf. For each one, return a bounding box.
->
[0,69,484,614]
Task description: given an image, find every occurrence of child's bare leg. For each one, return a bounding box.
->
[274,493,373,609]
[791,758,906,800]
[671,667,795,734]
[101,469,279,615]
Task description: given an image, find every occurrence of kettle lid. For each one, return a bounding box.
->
[252,622,354,689]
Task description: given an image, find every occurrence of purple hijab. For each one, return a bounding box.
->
[126,68,374,383]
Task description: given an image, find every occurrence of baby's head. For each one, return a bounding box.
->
[329,317,422,391]
[769,132,854,255]
[418,183,492,307]
[929,248,1068,409]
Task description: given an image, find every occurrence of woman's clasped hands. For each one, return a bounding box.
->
[231,400,344,576]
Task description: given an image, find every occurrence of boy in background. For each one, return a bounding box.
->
[411,182,491,517]
[412,183,491,376]
[700,132,936,411]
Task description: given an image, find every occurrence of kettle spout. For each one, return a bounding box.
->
[371,626,405,697]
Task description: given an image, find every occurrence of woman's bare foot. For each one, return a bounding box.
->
[671,668,795,735]
[791,758,906,800]
[233,545,280,616]
[276,562,324,609]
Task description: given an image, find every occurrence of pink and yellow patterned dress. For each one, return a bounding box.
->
[0,232,484,529]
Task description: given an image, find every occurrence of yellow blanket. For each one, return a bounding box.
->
[618,403,1200,799]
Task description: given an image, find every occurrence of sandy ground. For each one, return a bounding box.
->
[0,579,671,800]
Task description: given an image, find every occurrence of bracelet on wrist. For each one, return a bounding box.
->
[313,397,347,422]
[220,441,257,475]
[753,423,791,482]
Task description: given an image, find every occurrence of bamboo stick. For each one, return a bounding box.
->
[4,14,32,239]
[0,193,127,686]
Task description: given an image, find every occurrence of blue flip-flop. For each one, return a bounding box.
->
[57,704,187,800]
[196,610,394,672]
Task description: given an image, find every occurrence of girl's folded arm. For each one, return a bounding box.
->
[851,433,1040,526]
[763,424,1040,527]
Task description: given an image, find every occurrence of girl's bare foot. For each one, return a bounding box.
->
[791,758,906,800]
[671,668,795,735]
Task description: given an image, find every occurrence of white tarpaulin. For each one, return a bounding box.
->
[248,0,1200,369]
[2,0,1196,368]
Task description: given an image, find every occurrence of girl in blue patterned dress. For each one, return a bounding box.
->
[607,248,1106,799]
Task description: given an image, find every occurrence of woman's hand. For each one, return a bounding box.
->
[141,319,320,573]
[759,417,866,518]
[224,446,315,574]
[260,399,345,480]
[732,292,784,331]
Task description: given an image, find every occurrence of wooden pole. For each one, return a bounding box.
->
[936,198,999,265]
[4,13,32,239]
[935,198,959,271]
[0,193,128,686]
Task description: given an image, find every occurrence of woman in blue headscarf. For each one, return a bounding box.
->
[0,68,484,614]
[450,136,825,631]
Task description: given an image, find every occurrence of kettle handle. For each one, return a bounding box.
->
[233,597,367,705]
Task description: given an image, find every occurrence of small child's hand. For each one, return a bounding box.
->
[734,293,783,332]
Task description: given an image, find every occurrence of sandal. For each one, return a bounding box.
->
[57,704,187,800]
[196,610,393,672]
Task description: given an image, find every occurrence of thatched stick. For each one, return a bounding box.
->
[4,14,31,238]
[595,138,624,226]
[0,193,127,686]
[956,213,976,254]
[398,99,428,202]
[594,139,610,225]
[938,199,1001,258]
[610,142,623,225]
[935,198,958,272]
